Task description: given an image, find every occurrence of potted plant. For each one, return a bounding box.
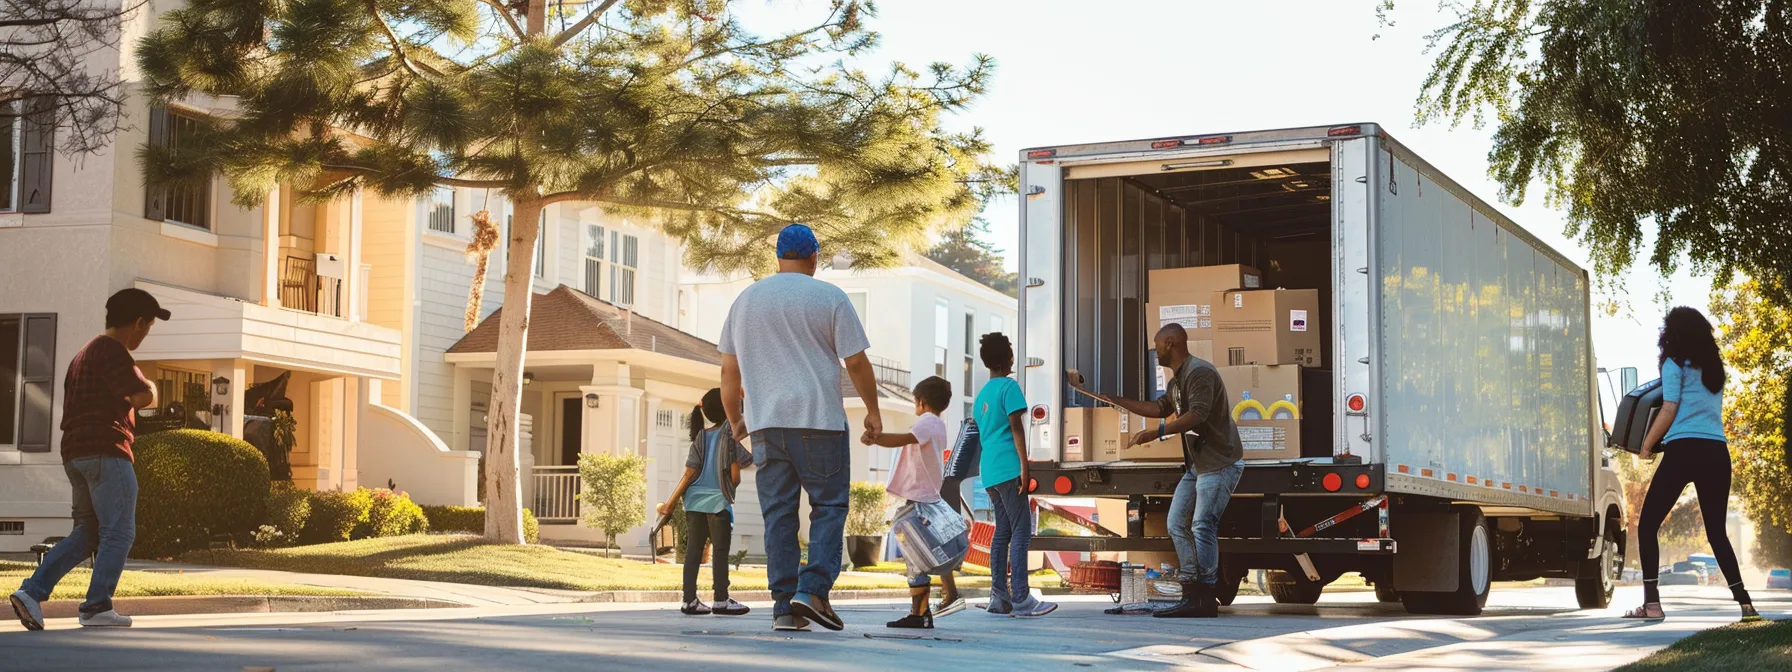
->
[845,481,891,569]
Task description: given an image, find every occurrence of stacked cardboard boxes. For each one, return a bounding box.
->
[1146,265,1261,361]
[1063,406,1122,462]
[1211,289,1322,367]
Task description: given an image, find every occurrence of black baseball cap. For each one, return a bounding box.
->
[106,288,172,323]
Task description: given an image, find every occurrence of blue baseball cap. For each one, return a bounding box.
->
[776,224,820,260]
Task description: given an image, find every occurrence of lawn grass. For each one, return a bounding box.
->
[182,535,921,593]
[0,561,360,599]
[1617,619,1792,672]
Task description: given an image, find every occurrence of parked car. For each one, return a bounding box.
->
[1659,564,1702,586]
[1687,554,1719,581]
[1671,561,1712,585]
[1621,568,1643,583]
[1767,568,1791,590]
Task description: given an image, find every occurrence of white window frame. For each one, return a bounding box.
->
[1,104,19,213]
[534,210,547,279]
[933,299,950,378]
[0,314,19,448]
[584,223,606,296]
[609,230,638,306]
[427,186,456,234]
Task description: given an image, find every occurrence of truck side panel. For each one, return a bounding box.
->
[1374,137,1594,517]
[1335,137,1378,463]
[1020,160,1064,462]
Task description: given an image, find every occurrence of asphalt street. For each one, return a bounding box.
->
[1,585,1782,671]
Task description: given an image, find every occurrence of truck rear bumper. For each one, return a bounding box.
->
[1030,535,1397,555]
[1030,460,1384,497]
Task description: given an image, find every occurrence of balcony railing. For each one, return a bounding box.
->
[870,355,910,388]
[280,255,343,318]
[532,465,581,524]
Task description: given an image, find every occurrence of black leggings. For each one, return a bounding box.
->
[1638,439,1750,605]
[683,510,733,603]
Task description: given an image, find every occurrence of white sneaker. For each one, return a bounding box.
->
[934,597,968,618]
[10,590,44,631]
[78,610,132,627]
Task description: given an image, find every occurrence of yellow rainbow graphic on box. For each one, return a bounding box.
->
[1232,391,1299,420]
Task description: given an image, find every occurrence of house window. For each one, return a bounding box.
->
[934,299,950,378]
[1,102,18,212]
[145,106,212,230]
[0,314,55,452]
[609,230,638,306]
[584,224,606,296]
[534,210,547,278]
[427,187,455,234]
[962,311,975,403]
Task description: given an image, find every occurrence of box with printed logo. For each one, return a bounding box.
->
[1211,289,1322,367]
[1217,365,1302,460]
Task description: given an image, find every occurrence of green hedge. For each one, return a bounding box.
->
[300,488,373,545]
[133,430,271,558]
[420,505,539,543]
[361,489,428,538]
[260,483,311,547]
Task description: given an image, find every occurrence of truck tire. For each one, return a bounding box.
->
[1401,506,1491,616]
[1374,583,1400,603]
[1575,522,1621,609]
[1216,574,1242,606]
[1267,570,1324,605]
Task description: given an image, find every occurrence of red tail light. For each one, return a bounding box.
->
[1028,478,1039,493]
[1355,474,1371,489]
[1054,476,1073,495]
[1026,149,1057,159]
[1031,405,1048,423]
[1322,473,1343,492]
[1151,139,1183,149]
[1347,393,1367,414]
[1196,135,1232,145]
[1328,125,1363,137]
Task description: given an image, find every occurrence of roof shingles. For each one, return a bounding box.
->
[447,285,720,365]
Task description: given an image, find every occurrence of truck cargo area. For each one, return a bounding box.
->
[1059,155,1335,459]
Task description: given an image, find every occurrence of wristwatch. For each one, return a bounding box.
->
[1158,420,1166,441]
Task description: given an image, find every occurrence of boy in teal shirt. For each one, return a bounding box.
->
[971,333,1057,618]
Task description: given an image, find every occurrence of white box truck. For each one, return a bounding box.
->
[1017,124,1626,616]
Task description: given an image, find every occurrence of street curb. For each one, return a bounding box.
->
[565,587,1045,603]
[38,595,468,619]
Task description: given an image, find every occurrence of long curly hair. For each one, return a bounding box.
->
[1657,306,1725,394]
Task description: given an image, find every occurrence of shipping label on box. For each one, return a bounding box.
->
[1238,421,1301,457]
[1211,289,1323,367]
[1148,265,1261,342]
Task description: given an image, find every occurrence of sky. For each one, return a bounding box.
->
[735,0,1714,397]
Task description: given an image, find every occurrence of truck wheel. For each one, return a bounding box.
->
[1374,583,1400,603]
[1216,574,1242,606]
[1575,522,1621,609]
[1267,570,1324,605]
[1401,506,1491,616]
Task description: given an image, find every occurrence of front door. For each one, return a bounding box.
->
[560,397,582,466]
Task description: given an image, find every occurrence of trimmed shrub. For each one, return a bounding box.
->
[846,481,892,536]
[419,505,538,544]
[133,430,271,558]
[300,487,373,545]
[259,483,311,547]
[578,453,646,552]
[359,488,428,538]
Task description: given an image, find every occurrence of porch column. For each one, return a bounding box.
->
[451,366,473,453]
[345,188,365,322]
[263,185,282,307]
[210,359,248,438]
[343,377,362,490]
[578,384,607,457]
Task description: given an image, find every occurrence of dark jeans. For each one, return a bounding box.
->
[683,509,734,603]
[20,456,138,616]
[1640,438,1751,604]
[753,428,849,617]
[985,478,1034,608]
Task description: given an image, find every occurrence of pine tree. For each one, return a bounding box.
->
[136,0,998,543]
[925,218,1016,296]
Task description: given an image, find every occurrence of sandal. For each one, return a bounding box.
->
[1741,604,1763,623]
[1622,603,1665,620]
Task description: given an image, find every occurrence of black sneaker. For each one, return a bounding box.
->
[680,598,712,615]
[790,593,845,631]
[887,609,934,629]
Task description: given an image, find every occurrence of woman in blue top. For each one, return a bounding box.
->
[1625,307,1759,622]
[658,389,754,617]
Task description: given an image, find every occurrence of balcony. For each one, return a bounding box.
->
[870,355,910,388]
[280,254,344,318]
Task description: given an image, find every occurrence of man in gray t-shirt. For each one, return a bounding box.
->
[718,224,883,633]
[1068,323,1244,619]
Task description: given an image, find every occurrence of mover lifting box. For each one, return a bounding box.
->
[1212,289,1322,367]
[1146,264,1262,345]
[1119,411,1182,462]
[1218,365,1302,460]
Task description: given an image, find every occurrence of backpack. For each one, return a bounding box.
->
[891,499,971,578]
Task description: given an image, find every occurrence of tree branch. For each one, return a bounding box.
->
[365,1,423,77]
[550,0,622,47]
[477,0,525,39]
[320,163,512,189]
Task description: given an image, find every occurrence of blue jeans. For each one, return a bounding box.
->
[20,456,139,616]
[753,428,849,617]
[985,478,1034,607]
[1167,460,1243,585]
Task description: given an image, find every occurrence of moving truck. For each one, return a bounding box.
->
[1017,124,1626,616]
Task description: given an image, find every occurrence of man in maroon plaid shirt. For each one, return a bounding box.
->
[10,288,168,630]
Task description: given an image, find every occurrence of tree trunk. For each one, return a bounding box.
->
[482,197,544,543]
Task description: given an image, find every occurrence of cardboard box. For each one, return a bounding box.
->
[1060,406,1090,462]
[1118,412,1184,462]
[1147,264,1262,343]
[1218,365,1303,460]
[1067,406,1119,462]
[1211,289,1323,367]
